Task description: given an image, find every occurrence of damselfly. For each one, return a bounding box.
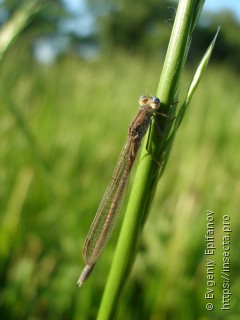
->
[77,95,162,286]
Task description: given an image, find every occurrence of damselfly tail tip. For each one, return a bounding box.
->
[77,264,95,287]
[77,278,84,287]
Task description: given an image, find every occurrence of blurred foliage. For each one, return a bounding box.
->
[1,0,240,69]
[98,0,173,53]
[0,1,240,320]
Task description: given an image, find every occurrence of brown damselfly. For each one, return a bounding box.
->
[77,95,164,286]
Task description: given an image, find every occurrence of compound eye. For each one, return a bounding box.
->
[150,96,160,109]
[139,95,150,106]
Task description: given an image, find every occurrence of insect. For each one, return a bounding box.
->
[77,96,162,286]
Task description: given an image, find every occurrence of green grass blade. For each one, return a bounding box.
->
[176,26,221,129]
[0,1,40,60]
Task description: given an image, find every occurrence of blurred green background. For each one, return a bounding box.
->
[0,1,239,319]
